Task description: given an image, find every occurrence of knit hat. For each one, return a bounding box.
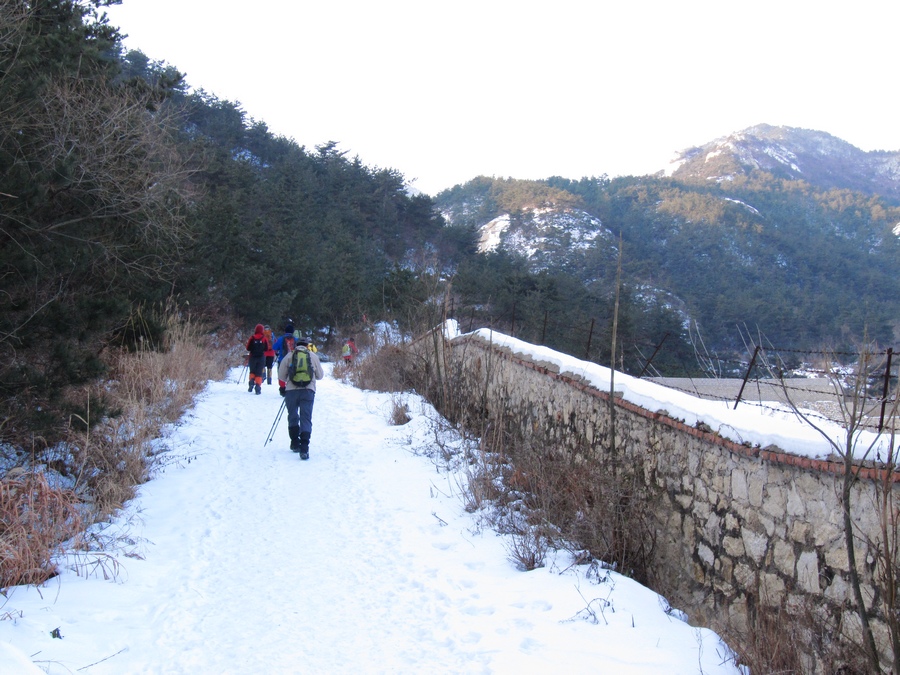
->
[285,322,295,334]
[293,331,311,345]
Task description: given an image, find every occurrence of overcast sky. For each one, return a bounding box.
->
[104,0,899,195]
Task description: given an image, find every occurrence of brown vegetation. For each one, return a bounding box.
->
[0,305,240,591]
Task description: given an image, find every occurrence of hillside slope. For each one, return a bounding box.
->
[436,127,900,354]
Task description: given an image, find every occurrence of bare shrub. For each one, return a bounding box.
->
[388,395,411,426]
[444,394,657,583]
[506,526,549,571]
[457,441,507,515]
[343,342,411,394]
[0,472,83,590]
[718,598,870,675]
[404,328,657,582]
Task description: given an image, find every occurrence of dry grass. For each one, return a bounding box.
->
[0,472,83,589]
[1,305,240,590]
[64,309,236,519]
[717,598,871,675]
[388,395,411,426]
[339,341,411,394]
[394,330,658,582]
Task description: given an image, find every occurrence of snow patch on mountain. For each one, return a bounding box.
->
[722,197,760,215]
[479,214,511,252]
[477,208,608,258]
[762,145,801,172]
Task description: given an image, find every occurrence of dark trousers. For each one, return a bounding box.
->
[284,388,315,434]
[248,355,266,386]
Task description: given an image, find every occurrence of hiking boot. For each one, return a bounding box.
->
[299,431,310,460]
[248,382,254,392]
[267,377,272,385]
[288,425,301,452]
[255,384,261,395]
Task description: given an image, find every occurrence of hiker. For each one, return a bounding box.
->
[263,324,276,384]
[272,321,295,366]
[342,337,358,363]
[278,332,324,460]
[244,323,271,395]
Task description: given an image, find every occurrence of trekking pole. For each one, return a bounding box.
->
[237,352,250,384]
[264,398,287,446]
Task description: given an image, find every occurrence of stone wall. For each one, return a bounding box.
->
[408,329,899,671]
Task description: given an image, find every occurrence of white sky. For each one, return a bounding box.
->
[104,0,900,195]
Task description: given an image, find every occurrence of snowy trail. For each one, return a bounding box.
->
[1,367,741,674]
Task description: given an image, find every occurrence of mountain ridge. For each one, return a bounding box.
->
[664,124,900,200]
[437,125,900,355]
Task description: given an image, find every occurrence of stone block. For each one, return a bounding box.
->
[773,540,796,577]
[725,513,740,532]
[796,551,820,593]
[762,484,787,519]
[824,572,850,603]
[741,527,768,564]
[674,494,693,511]
[747,470,765,508]
[789,520,811,545]
[824,546,849,572]
[697,542,715,568]
[732,468,748,502]
[758,513,776,538]
[760,572,786,605]
[719,555,734,583]
[734,563,756,588]
[785,484,806,518]
[723,536,745,557]
[704,512,723,543]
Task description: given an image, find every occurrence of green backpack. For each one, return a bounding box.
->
[288,346,314,386]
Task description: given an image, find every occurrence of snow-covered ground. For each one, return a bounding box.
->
[0,363,743,674]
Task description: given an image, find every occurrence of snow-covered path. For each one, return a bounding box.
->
[1,367,741,674]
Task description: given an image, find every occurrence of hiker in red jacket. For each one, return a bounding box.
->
[263,324,277,384]
[342,337,358,363]
[244,323,271,395]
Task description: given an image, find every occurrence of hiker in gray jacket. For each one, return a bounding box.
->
[277,332,324,460]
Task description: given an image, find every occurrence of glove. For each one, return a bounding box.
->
[279,386,286,397]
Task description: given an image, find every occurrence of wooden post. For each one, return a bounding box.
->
[638,332,669,378]
[584,318,595,360]
[734,345,761,409]
[879,347,894,432]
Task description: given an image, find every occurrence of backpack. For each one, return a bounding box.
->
[278,335,292,361]
[288,346,314,386]
[342,343,351,357]
[248,336,266,357]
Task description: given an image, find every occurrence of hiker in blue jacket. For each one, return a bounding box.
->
[272,321,295,366]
